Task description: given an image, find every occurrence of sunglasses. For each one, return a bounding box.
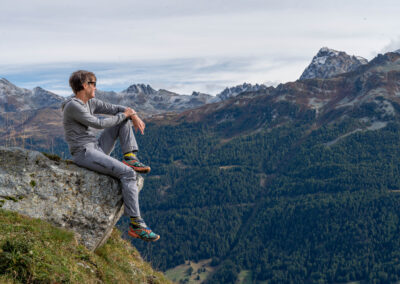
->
[88,81,97,87]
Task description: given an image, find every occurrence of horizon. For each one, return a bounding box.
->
[2,47,399,98]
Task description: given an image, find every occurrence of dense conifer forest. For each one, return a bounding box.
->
[113,114,400,283]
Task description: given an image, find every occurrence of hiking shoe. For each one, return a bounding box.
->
[123,157,151,174]
[128,222,160,242]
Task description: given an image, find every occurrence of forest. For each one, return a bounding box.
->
[110,115,400,283]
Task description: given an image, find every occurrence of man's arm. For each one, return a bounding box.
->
[65,100,128,129]
[91,98,127,115]
[90,98,146,134]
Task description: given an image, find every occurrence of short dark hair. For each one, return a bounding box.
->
[69,70,96,94]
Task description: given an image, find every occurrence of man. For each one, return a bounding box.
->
[61,70,159,242]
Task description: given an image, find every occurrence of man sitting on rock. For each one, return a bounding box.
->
[61,70,160,242]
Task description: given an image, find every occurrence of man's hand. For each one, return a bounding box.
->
[131,114,145,135]
[124,107,136,118]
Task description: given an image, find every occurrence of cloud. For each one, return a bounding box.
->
[381,37,400,53]
[0,56,302,96]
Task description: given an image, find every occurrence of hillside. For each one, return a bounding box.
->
[112,52,400,283]
[0,209,171,284]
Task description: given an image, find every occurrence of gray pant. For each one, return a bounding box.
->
[72,119,141,217]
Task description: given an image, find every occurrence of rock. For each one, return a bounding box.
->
[0,146,143,251]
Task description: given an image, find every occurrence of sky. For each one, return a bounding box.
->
[0,0,399,96]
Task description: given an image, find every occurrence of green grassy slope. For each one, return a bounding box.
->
[0,209,171,284]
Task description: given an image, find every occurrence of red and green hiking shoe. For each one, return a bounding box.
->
[128,222,160,242]
[123,155,151,174]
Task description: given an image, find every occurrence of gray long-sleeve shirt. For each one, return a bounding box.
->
[62,97,127,155]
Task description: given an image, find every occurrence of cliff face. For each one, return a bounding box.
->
[0,146,143,251]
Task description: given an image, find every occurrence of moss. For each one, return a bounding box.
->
[42,152,61,162]
[65,160,74,165]
[29,180,36,187]
[0,196,23,208]
[0,196,18,202]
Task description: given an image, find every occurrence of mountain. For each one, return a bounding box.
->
[165,51,399,134]
[95,84,215,117]
[0,78,64,112]
[299,47,368,80]
[0,81,215,152]
[212,82,268,102]
[0,80,275,151]
[118,51,400,283]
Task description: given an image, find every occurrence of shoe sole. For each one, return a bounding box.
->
[128,229,160,242]
[123,161,151,174]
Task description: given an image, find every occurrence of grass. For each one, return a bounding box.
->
[165,259,215,283]
[237,270,253,284]
[0,209,171,284]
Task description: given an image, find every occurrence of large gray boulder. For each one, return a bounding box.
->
[0,146,143,251]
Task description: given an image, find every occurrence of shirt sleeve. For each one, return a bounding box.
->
[65,100,127,129]
[91,98,127,115]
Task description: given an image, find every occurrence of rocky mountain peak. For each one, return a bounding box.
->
[0,78,12,86]
[300,47,368,80]
[191,91,213,99]
[0,79,65,112]
[123,84,156,95]
[191,91,204,97]
[33,86,45,92]
[215,82,267,101]
[0,78,21,93]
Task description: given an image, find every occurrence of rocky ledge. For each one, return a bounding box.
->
[0,146,143,251]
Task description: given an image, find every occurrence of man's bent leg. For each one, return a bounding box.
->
[73,145,159,242]
[98,118,151,174]
[98,118,138,155]
[72,144,140,217]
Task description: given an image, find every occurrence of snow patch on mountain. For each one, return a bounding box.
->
[122,84,156,95]
[0,78,64,112]
[213,83,267,102]
[300,47,368,80]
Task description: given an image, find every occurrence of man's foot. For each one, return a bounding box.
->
[128,218,160,242]
[123,152,151,174]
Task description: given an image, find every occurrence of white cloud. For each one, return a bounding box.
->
[381,37,400,53]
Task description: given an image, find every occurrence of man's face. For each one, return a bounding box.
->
[84,78,96,100]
